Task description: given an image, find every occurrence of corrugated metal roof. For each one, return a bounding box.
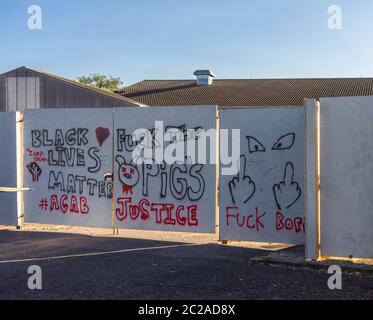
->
[1,67,143,107]
[118,78,373,107]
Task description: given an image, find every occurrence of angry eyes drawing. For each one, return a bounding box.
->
[229,133,301,211]
[246,133,295,153]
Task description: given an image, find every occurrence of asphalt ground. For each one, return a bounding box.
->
[0,228,372,300]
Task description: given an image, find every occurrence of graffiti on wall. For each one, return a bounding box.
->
[220,109,305,244]
[113,107,216,233]
[24,110,113,228]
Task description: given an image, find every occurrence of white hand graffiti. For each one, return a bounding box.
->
[228,155,256,205]
[273,162,301,211]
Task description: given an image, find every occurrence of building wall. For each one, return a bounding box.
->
[0,68,136,111]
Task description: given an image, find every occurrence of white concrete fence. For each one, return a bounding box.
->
[0,98,372,259]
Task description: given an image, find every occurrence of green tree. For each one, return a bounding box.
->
[77,74,123,92]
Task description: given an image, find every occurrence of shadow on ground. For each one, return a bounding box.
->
[0,230,372,300]
[0,230,193,261]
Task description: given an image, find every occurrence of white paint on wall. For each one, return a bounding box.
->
[24,109,113,228]
[305,99,319,259]
[0,112,18,226]
[320,96,373,258]
[113,106,217,233]
[219,107,305,244]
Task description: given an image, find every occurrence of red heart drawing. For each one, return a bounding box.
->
[96,127,110,147]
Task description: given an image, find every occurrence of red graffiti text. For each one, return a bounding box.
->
[27,148,48,163]
[41,194,90,214]
[276,211,305,233]
[116,197,198,227]
[225,206,266,231]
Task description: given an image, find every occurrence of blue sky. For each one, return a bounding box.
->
[1,0,373,85]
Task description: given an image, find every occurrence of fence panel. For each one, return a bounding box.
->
[24,108,113,228]
[0,112,18,225]
[219,107,305,244]
[320,96,373,258]
[113,106,217,233]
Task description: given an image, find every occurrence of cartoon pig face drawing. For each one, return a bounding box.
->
[116,155,140,187]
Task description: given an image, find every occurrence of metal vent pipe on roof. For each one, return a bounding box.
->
[193,70,215,86]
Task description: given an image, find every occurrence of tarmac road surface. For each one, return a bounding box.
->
[0,229,372,300]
